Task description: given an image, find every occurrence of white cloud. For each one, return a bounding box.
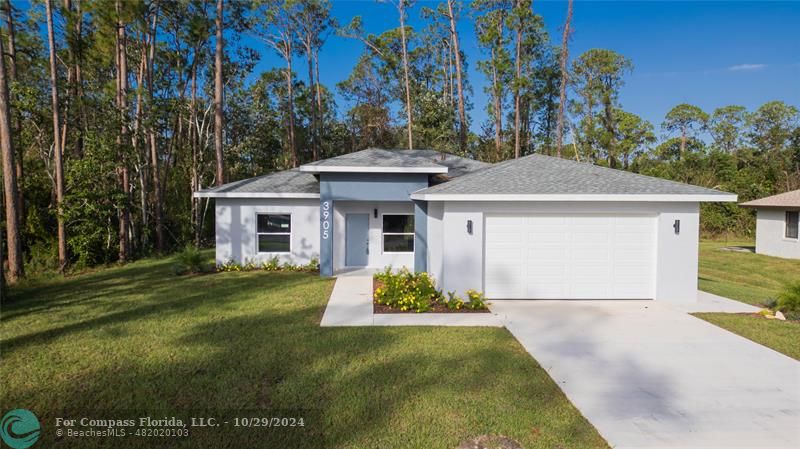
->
[728,64,767,71]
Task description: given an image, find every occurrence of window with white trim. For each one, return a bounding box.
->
[382,214,414,253]
[257,214,291,253]
[786,211,799,239]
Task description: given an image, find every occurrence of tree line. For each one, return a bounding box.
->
[0,0,798,284]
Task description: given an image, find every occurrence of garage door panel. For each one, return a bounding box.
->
[525,247,567,261]
[527,233,569,246]
[615,232,652,247]
[571,283,612,298]
[526,283,570,298]
[525,266,568,279]
[572,232,612,246]
[485,214,655,300]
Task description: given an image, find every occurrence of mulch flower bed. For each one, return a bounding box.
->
[373,279,490,314]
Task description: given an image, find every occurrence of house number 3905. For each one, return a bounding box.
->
[322,201,331,240]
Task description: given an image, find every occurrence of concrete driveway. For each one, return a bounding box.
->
[491,297,800,449]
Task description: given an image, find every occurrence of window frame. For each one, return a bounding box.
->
[381,213,415,254]
[255,213,292,254]
[785,210,799,240]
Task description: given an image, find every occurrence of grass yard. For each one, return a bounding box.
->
[698,240,799,306]
[693,313,800,361]
[1,253,607,449]
[696,239,800,361]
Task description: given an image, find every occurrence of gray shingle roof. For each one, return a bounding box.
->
[413,154,734,197]
[405,150,490,178]
[740,189,800,208]
[197,169,319,196]
[195,149,489,197]
[300,148,471,172]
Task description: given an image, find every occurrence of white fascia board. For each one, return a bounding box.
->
[193,192,320,199]
[298,165,448,174]
[409,193,738,202]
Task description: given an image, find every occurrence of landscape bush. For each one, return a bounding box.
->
[216,257,319,273]
[173,245,206,275]
[373,266,489,312]
[776,281,800,320]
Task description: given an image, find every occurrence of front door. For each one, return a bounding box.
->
[345,213,369,267]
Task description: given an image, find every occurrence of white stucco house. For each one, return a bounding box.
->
[195,148,737,303]
[741,189,799,259]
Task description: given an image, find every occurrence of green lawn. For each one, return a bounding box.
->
[696,239,800,361]
[698,240,799,306]
[693,313,800,361]
[1,254,607,449]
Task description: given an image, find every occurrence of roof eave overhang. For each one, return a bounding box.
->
[409,193,738,202]
[740,203,800,209]
[193,192,320,199]
[299,165,448,174]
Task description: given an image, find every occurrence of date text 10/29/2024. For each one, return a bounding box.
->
[53,416,306,439]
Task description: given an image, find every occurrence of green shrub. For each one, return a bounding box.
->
[443,291,464,310]
[262,256,281,271]
[464,289,489,310]
[374,265,394,284]
[373,268,491,313]
[303,257,320,272]
[762,297,778,309]
[173,245,205,275]
[777,281,800,320]
[217,259,242,272]
[373,267,439,312]
[218,257,319,274]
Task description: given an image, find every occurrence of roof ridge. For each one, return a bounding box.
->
[527,153,728,193]
[414,152,733,197]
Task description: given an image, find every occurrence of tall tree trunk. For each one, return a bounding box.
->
[62,0,73,161]
[680,127,686,159]
[602,93,616,168]
[0,229,4,299]
[314,49,323,115]
[513,0,522,159]
[146,5,163,253]
[397,0,413,149]
[555,0,573,158]
[73,0,84,158]
[304,40,318,161]
[45,0,67,272]
[491,48,502,161]
[285,47,297,167]
[0,35,23,281]
[116,0,130,262]
[190,56,200,246]
[214,0,224,185]
[446,0,467,154]
[314,48,323,157]
[4,0,24,234]
[132,43,148,250]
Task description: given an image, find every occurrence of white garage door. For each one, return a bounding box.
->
[485,215,656,299]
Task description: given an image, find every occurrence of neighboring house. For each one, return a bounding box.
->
[196,148,736,302]
[740,190,800,259]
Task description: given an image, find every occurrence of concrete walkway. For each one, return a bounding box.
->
[319,270,503,327]
[491,298,800,449]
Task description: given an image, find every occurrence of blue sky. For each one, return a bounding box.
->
[250,0,800,136]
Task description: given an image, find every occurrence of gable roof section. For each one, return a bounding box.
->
[299,148,450,173]
[740,189,800,208]
[194,149,490,198]
[411,154,737,202]
[194,169,319,198]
